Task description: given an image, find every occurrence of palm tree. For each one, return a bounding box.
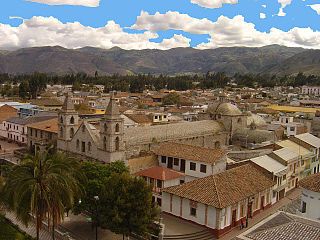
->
[2,152,84,240]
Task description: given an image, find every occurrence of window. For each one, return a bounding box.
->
[104,123,107,132]
[290,127,295,131]
[190,207,197,216]
[190,162,196,171]
[115,137,120,151]
[215,141,221,149]
[70,128,74,138]
[156,180,162,188]
[301,201,307,213]
[180,179,185,184]
[60,127,63,138]
[103,137,107,150]
[283,174,286,180]
[70,116,75,124]
[240,204,244,217]
[82,125,86,133]
[35,130,38,138]
[115,123,120,133]
[174,158,179,166]
[200,164,207,173]
[76,140,80,150]
[40,131,43,138]
[88,142,92,152]
[301,160,305,166]
[60,116,63,123]
[157,198,162,206]
[161,156,166,164]
[81,141,85,153]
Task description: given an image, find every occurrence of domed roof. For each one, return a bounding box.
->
[247,113,267,127]
[208,102,242,116]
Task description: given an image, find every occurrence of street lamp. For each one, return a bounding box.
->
[94,196,99,240]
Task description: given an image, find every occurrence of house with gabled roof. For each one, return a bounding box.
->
[161,163,275,238]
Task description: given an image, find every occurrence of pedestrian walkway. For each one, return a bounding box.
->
[4,211,55,240]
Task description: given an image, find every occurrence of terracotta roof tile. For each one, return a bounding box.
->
[299,173,320,193]
[153,143,226,164]
[27,118,59,133]
[163,163,275,209]
[135,166,184,181]
[125,114,152,124]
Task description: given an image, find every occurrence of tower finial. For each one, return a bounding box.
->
[62,91,75,112]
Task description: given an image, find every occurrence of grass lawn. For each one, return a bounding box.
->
[0,215,33,240]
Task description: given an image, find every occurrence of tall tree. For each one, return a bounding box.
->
[99,173,158,239]
[2,152,84,240]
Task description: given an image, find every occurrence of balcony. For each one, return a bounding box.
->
[274,183,288,192]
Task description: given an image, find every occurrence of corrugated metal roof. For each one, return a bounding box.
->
[251,155,287,174]
[295,133,320,148]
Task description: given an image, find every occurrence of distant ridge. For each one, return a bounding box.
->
[0,45,318,76]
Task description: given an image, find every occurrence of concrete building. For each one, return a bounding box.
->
[299,173,320,221]
[292,133,320,174]
[250,155,288,202]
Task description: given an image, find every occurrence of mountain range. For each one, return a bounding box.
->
[0,45,319,76]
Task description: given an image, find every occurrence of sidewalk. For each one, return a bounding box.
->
[5,211,56,240]
[219,188,302,240]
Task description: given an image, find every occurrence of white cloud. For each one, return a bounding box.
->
[308,4,320,15]
[196,15,320,49]
[26,0,100,7]
[131,11,215,34]
[189,0,238,9]
[262,4,267,8]
[131,11,320,49]
[260,13,266,19]
[1,13,320,51]
[277,0,292,17]
[0,16,190,50]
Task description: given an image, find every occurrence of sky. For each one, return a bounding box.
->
[0,0,320,50]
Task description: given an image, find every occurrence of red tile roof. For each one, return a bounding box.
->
[135,166,184,181]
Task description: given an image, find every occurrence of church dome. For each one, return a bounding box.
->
[247,113,267,127]
[207,102,242,116]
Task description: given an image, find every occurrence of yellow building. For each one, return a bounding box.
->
[267,105,320,114]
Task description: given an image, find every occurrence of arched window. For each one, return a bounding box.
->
[115,123,120,133]
[60,127,63,138]
[115,137,120,151]
[215,141,221,149]
[88,142,92,152]
[82,125,86,133]
[104,123,107,132]
[103,137,107,151]
[70,128,74,138]
[60,116,63,124]
[237,118,242,124]
[76,139,80,150]
[70,116,75,124]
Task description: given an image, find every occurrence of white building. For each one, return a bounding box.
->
[299,173,320,221]
[302,86,320,96]
[162,164,275,238]
[154,142,227,182]
[135,166,184,206]
[0,115,56,145]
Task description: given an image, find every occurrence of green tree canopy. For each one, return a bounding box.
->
[2,152,84,240]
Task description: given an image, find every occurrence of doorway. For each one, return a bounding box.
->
[260,196,264,210]
[180,159,186,172]
[231,210,237,227]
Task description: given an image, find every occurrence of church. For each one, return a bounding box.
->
[57,92,269,163]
